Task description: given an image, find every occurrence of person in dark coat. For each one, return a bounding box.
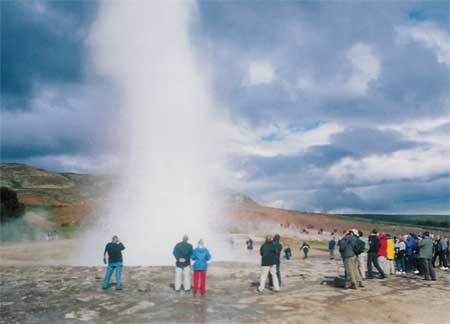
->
[102,235,125,290]
[258,235,280,292]
[418,232,436,281]
[300,241,310,259]
[268,234,283,288]
[173,234,193,292]
[367,229,386,279]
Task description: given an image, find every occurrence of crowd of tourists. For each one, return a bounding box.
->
[328,229,449,289]
[100,229,448,294]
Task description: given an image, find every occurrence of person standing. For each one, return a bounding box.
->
[378,233,388,275]
[395,237,406,274]
[269,234,283,288]
[328,237,336,260]
[191,239,211,296]
[356,231,367,279]
[173,234,193,292]
[339,230,364,289]
[258,235,280,293]
[417,232,436,281]
[406,234,417,273]
[246,237,254,251]
[386,234,396,275]
[437,235,449,270]
[367,229,386,279]
[102,235,125,290]
[300,241,311,259]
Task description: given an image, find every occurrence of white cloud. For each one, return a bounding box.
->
[245,61,275,86]
[344,43,381,95]
[221,120,344,157]
[396,22,450,67]
[328,116,450,182]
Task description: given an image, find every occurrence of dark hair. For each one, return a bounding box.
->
[372,229,378,234]
[358,230,363,237]
[423,232,430,237]
[274,234,280,241]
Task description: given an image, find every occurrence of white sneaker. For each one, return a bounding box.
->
[395,272,401,275]
[402,272,406,274]
[440,267,449,270]
[414,270,419,274]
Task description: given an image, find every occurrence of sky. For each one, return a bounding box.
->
[1,0,449,214]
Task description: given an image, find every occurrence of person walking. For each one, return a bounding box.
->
[367,229,386,279]
[258,235,280,293]
[328,237,336,260]
[417,232,436,281]
[102,235,125,290]
[191,239,211,296]
[300,241,311,259]
[269,234,283,288]
[173,234,193,292]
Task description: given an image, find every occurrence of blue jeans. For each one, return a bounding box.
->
[396,255,405,272]
[102,262,123,289]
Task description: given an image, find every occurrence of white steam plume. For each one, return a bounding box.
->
[76,1,228,265]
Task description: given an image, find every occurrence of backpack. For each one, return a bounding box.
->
[353,238,366,255]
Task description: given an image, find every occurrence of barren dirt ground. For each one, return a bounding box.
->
[1,237,450,324]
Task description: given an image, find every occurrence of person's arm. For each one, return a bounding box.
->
[118,242,125,250]
[260,244,264,256]
[173,245,180,260]
[206,250,211,262]
[103,244,108,263]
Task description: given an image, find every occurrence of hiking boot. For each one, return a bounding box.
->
[358,282,365,288]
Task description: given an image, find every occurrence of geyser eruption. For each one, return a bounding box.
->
[78,1,227,265]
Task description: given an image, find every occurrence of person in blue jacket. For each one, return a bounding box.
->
[328,237,336,259]
[406,235,417,273]
[191,239,211,296]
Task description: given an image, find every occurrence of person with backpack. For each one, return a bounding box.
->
[268,234,283,288]
[300,241,311,259]
[258,235,280,293]
[367,229,386,279]
[191,239,211,296]
[356,230,367,279]
[339,230,364,289]
[328,237,336,260]
[173,234,194,292]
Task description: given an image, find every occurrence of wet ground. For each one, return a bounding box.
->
[1,254,450,324]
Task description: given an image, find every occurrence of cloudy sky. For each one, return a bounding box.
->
[1,1,449,214]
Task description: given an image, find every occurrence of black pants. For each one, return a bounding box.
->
[432,252,440,267]
[419,258,436,280]
[367,252,385,278]
[438,251,449,268]
[268,263,281,287]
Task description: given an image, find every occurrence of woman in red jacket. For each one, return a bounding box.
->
[378,233,388,275]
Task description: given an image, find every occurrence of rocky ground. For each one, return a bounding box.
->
[1,238,450,324]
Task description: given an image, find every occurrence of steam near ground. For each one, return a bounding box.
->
[75,1,231,265]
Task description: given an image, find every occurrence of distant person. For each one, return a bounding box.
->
[269,234,283,288]
[356,230,367,279]
[378,233,388,275]
[173,234,193,292]
[367,229,386,279]
[102,235,125,290]
[386,234,395,275]
[258,235,280,293]
[417,232,436,281]
[328,237,336,260]
[191,239,211,296]
[284,246,292,260]
[432,235,440,268]
[246,238,254,251]
[395,237,406,274]
[445,237,450,267]
[300,242,311,259]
